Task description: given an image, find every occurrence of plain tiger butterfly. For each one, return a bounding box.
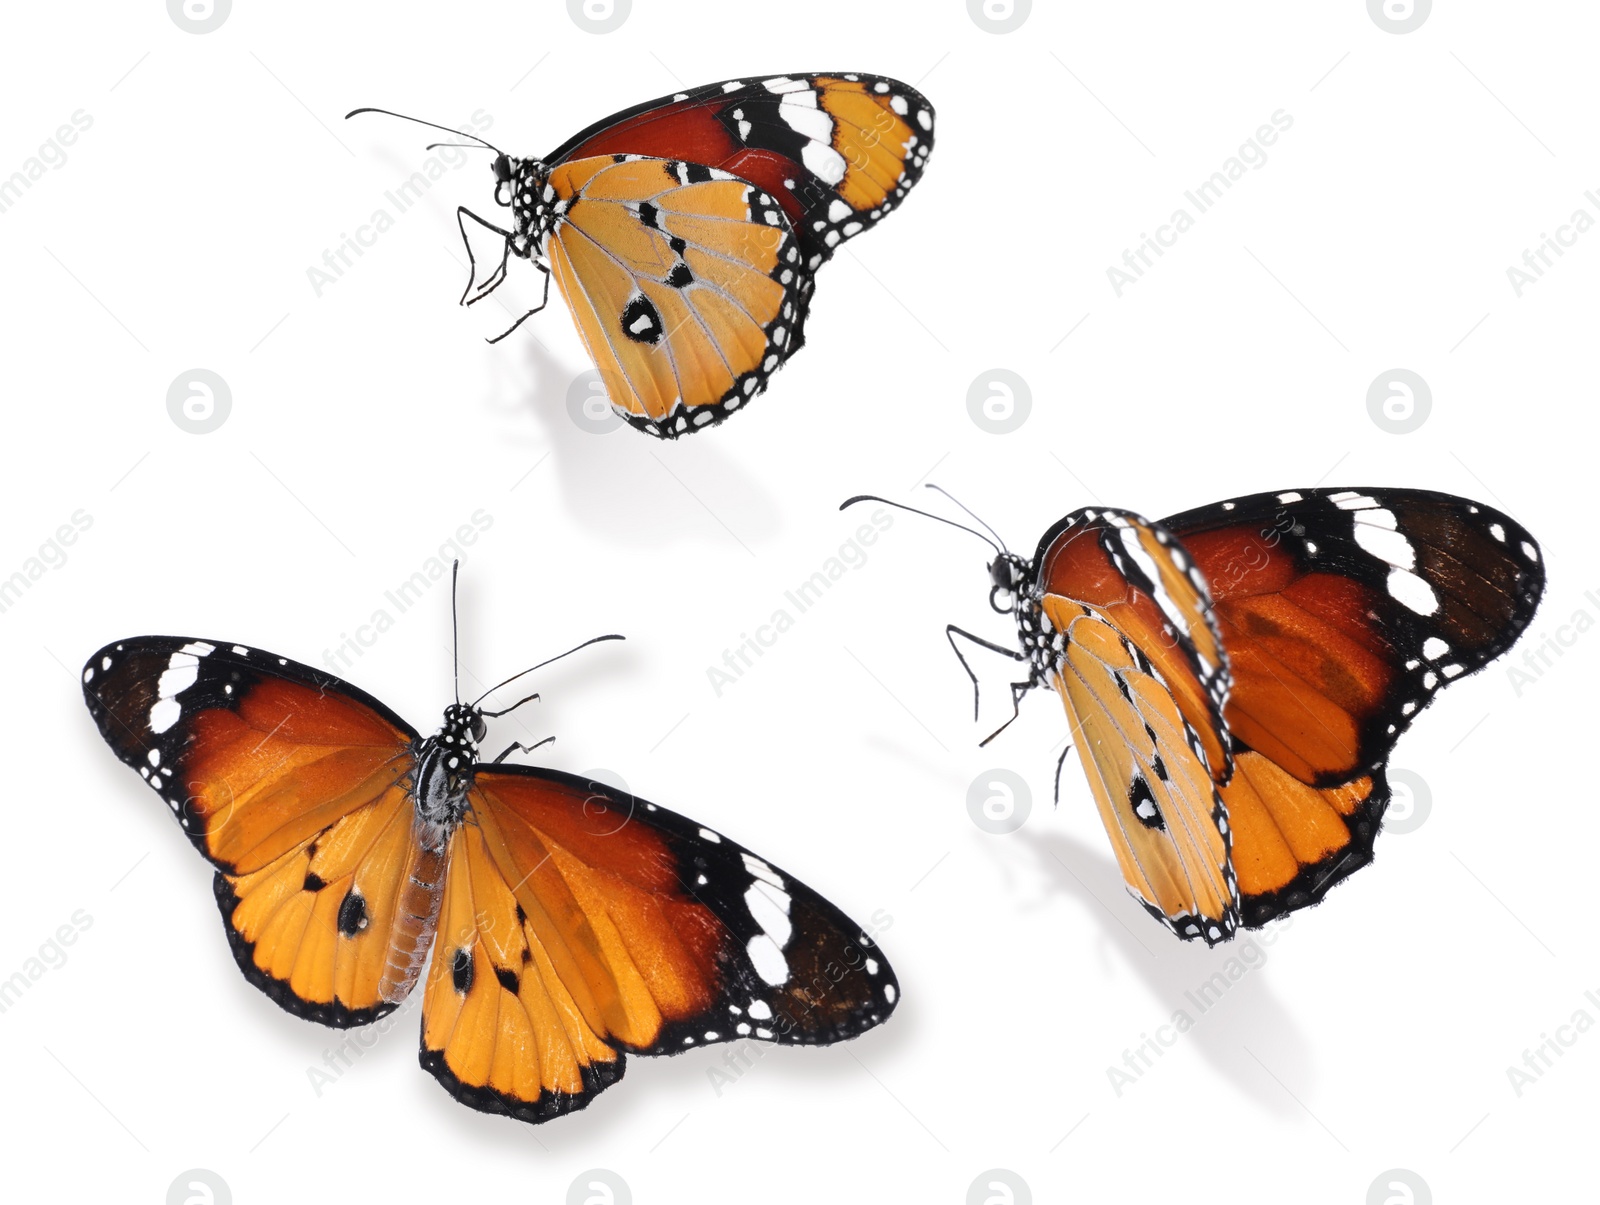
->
[349,72,935,438]
[81,571,895,1124]
[844,487,1545,945]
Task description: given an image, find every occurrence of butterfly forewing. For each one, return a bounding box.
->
[546,73,934,269]
[1028,511,1240,945]
[83,638,430,1023]
[1162,488,1546,784]
[1161,487,1546,924]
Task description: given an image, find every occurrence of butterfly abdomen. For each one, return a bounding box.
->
[380,838,447,1005]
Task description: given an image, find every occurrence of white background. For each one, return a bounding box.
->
[1,2,1594,1202]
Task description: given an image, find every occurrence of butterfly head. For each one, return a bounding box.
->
[987,552,1032,615]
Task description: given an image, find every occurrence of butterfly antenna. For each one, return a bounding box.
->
[470,634,626,708]
[923,484,1008,553]
[451,560,462,705]
[840,494,1002,555]
[345,107,505,155]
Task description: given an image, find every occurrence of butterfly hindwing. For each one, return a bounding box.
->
[545,155,810,436]
[215,793,439,1026]
[83,638,429,1023]
[418,766,896,1124]
[1220,754,1386,926]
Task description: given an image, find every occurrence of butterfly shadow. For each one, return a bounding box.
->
[1009,828,1315,1113]
[500,335,781,548]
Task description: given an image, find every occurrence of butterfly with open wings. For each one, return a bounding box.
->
[82,583,895,1124]
[845,487,1545,945]
[350,72,934,438]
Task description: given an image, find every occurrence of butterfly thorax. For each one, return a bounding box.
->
[501,156,554,258]
[412,703,483,844]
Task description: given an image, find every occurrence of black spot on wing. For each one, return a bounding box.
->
[1130,774,1164,830]
[451,947,473,994]
[337,890,368,937]
[620,292,663,345]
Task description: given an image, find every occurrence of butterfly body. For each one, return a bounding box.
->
[84,634,896,1122]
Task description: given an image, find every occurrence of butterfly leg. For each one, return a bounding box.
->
[1052,740,1075,808]
[485,262,551,345]
[978,678,1037,747]
[490,734,555,764]
[457,207,515,306]
[946,624,1026,722]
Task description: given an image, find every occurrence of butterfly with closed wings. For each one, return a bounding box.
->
[82,575,895,1124]
[844,487,1545,945]
[350,72,934,438]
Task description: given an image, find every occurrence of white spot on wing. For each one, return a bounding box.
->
[801,141,847,184]
[1387,568,1439,615]
[747,935,789,985]
[744,882,792,947]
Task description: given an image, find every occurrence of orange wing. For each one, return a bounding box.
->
[544,155,811,437]
[420,767,896,1122]
[1030,511,1239,944]
[84,638,433,1024]
[1162,488,1546,923]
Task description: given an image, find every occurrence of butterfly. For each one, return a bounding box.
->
[348,72,934,438]
[81,595,896,1124]
[845,487,1545,945]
